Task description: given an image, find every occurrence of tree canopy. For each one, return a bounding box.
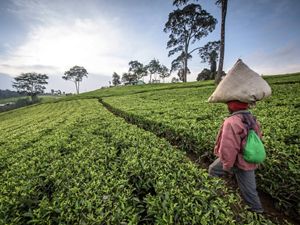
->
[62,66,88,94]
[12,72,49,101]
[146,59,170,83]
[164,3,217,82]
[199,41,220,74]
[112,72,121,86]
[121,72,138,84]
[197,68,211,81]
[147,59,161,83]
[128,60,148,80]
[159,65,171,82]
[172,0,228,84]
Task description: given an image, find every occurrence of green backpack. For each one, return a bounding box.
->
[240,112,266,164]
[243,129,266,163]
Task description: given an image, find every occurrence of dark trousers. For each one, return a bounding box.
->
[209,158,263,212]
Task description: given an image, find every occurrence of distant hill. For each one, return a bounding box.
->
[0,73,13,90]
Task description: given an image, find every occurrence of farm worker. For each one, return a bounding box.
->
[208,100,264,213]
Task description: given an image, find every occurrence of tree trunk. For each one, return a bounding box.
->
[183,47,188,83]
[75,81,79,94]
[150,74,152,83]
[184,57,188,82]
[215,0,228,85]
[31,93,38,102]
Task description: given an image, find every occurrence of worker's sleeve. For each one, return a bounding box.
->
[213,124,223,154]
[218,120,242,171]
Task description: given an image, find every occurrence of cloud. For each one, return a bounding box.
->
[1,1,137,78]
[245,41,300,75]
[1,0,134,92]
[0,63,59,74]
[1,0,172,84]
[0,17,130,74]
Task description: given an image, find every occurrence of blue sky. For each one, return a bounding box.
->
[0,0,299,93]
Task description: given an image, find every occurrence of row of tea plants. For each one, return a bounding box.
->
[102,77,300,219]
[0,99,273,224]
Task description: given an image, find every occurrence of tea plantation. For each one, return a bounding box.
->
[0,73,299,224]
[102,74,300,220]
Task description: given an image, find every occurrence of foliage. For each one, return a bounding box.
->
[62,65,88,94]
[173,0,190,6]
[12,72,49,102]
[146,59,161,83]
[170,52,191,75]
[199,41,220,73]
[112,72,121,86]
[4,72,297,222]
[0,96,27,104]
[159,65,170,82]
[0,99,273,224]
[197,68,213,81]
[177,68,190,81]
[129,60,148,80]
[70,73,299,101]
[122,72,138,85]
[197,68,225,81]
[102,75,300,219]
[164,3,217,82]
[0,97,34,113]
[0,89,23,99]
[171,0,228,84]
[171,77,180,83]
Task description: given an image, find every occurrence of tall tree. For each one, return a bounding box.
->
[121,72,137,85]
[158,65,170,83]
[170,52,191,75]
[164,4,217,82]
[199,41,220,77]
[173,0,228,84]
[112,72,121,86]
[177,68,191,81]
[147,59,161,83]
[197,68,211,81]
[128,60,148,80]
[62,66,88,94]
[215,0,228,84]
[171,53,191,81]
[12,72,49,102]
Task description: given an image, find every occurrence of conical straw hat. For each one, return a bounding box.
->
[208,59,272,103]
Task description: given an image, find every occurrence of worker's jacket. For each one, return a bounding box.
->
[214,111,263,171]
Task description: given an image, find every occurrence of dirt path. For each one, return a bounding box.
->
[99,99,298,225]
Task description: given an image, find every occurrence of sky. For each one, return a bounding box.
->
[0,0,299,93]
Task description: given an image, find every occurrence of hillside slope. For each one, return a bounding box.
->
[0,73,299,224]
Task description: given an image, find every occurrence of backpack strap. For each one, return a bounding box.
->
[230,110,251,116]
[229,110,257,131]
[241,113,257,131]
[230,111,259,152]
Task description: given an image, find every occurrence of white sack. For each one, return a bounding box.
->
[208,59,272,103]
